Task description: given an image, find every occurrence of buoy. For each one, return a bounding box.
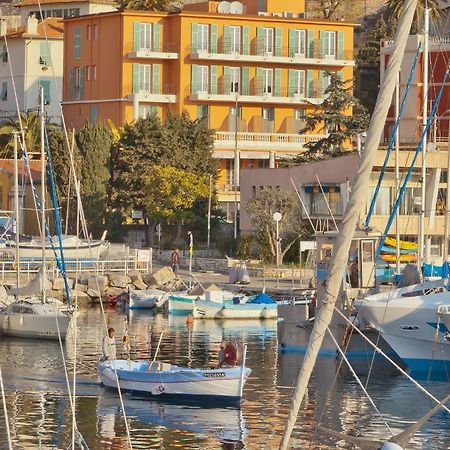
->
[186,314,193,325]
[261,308,271,319]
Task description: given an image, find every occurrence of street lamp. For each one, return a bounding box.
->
[273,212,282,287]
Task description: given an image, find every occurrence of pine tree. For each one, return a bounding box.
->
[293,72,369,163]
[116,0,180,12]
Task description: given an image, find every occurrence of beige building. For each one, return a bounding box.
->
[240,145,449,262]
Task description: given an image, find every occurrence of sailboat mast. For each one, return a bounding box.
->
[395,74,401,275]
[13,131,20,288]
[40,85,46,303]
[419,7,429,267]
[444,124,450,261]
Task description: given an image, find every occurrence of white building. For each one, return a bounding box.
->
[0,0,115,123]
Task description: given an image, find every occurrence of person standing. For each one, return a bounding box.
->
[171,248,180,275]
[101,327,116,361]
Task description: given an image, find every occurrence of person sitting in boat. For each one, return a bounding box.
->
[101,327,116,361]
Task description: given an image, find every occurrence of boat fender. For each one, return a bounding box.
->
[261,308,271,319]
[150,384,165,396]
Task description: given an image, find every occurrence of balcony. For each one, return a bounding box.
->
[128,42,178,60]
[127,84,177,104]
[188,81,325,105]
[214,131,326,152]
[187,42,353,67]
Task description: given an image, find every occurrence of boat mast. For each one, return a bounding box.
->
[13,131,20,289]
[395,74,401,275]
[40,85,46,303]
[419,7,429,267]
[278,0,417,447]
[444,124,450,261]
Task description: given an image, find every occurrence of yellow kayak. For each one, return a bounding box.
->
[384,237,418,251]
[380,253,417,263]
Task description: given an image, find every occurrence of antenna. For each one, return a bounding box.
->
[217,1,231,13]
[230,1,243,14]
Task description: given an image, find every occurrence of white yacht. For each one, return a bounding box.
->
[356,278,450,375]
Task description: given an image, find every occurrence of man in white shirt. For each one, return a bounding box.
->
[101,327,116,361]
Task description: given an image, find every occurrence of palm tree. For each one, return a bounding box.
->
[385,0,444,31]
[0,111,42,155]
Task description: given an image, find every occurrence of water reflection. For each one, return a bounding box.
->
[0,306,448,449]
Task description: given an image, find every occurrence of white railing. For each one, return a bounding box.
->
[214,132,326,149]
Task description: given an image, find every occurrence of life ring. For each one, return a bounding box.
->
[218,341,244,367]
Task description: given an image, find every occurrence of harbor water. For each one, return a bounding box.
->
[0,306,449,449]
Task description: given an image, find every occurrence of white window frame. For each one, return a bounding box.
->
[325,31,336,59]
[262,28,274,55]
[139,23,152,50]
[86,65,90,81]
[198,65,209,92]
[295,30,306,56]
[294,70,305,96]
[295,109,305,121]
[262,68,273,95]
[230,26,241,54]
[74,67,82,99]
[198,24,209,52]
[93,65,97,80]
[138,64,151,93]
[230,67,240,93]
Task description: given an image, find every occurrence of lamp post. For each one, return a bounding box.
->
[188,230,193,288]
[233,92,239,241]
[273,212,282,287]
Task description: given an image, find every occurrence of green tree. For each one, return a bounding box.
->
[355,15,397,113]
[386,0,443,31]
[143,165,209,222]
[293,72,369,163]
[246,189,306,265]
[47,128,82,234]
[112,112,218,245]
[76,122,113,237]
[116,0,180,11]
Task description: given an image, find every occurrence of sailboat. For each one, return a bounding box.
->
[0,87,73,341]
[280,2,450,448]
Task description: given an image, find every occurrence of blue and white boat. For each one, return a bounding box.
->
[97,356,250,401]
[128,289,169,310]
[356,278,450,377]
[192,292,278,320]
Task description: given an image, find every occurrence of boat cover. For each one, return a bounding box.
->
[247,293,276,304]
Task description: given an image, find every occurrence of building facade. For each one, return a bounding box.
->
[61,0,356,214]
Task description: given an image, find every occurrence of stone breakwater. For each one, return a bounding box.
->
[44,266,182,307]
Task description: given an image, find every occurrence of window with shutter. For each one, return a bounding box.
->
[39,42,51,66]
[39,80,51,104]
[74,27,81,59]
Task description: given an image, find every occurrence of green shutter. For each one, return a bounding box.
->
[319,70,324,95]
[191,64,199,93]
[288,29,296,57]
[307,29,314,58]
[256,27,263,55]
[256,67,263,94]
[211,24,218,53]
[153,23,161,51]
[223,25,231,54]
[90,105,97,122]
[191,23,199,52]
[210,65,218,94]
[242,26,249,55]
[241,67,249,95]
[132,63,139,93]
[69,67,74,100]
[152,64,160,93]
[40,80,51,103]
[223,66,230,94]
[307,70,314,97]
[39,42,51,65]
[288,69,296,96]
[274,68,281,96]
[337,31,344,59]
[74,26,81,59]
[79,67,84,99]
[275,28,282,56]
[133,22,140,51]
[320,30,326,58]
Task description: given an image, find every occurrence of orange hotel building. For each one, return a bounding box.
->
[62,0,356,217]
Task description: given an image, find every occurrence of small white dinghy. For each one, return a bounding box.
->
[98,342,251,401]
[128,289,168,310]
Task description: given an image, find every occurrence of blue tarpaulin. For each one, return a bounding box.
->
[247,293,276,305]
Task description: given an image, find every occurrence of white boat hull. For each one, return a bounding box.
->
[193,300,278,320]
[98,359,251,400]
[0,312,72,340]
[357,279,450,375]
[129,289,166,310]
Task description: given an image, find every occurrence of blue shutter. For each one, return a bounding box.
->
[133,22,140,51]
[39,80,51,104]
[90,105,97,122]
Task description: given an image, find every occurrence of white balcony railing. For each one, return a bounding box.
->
[214,132,326,150]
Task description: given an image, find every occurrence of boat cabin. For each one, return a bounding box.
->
[316,228,381,300]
